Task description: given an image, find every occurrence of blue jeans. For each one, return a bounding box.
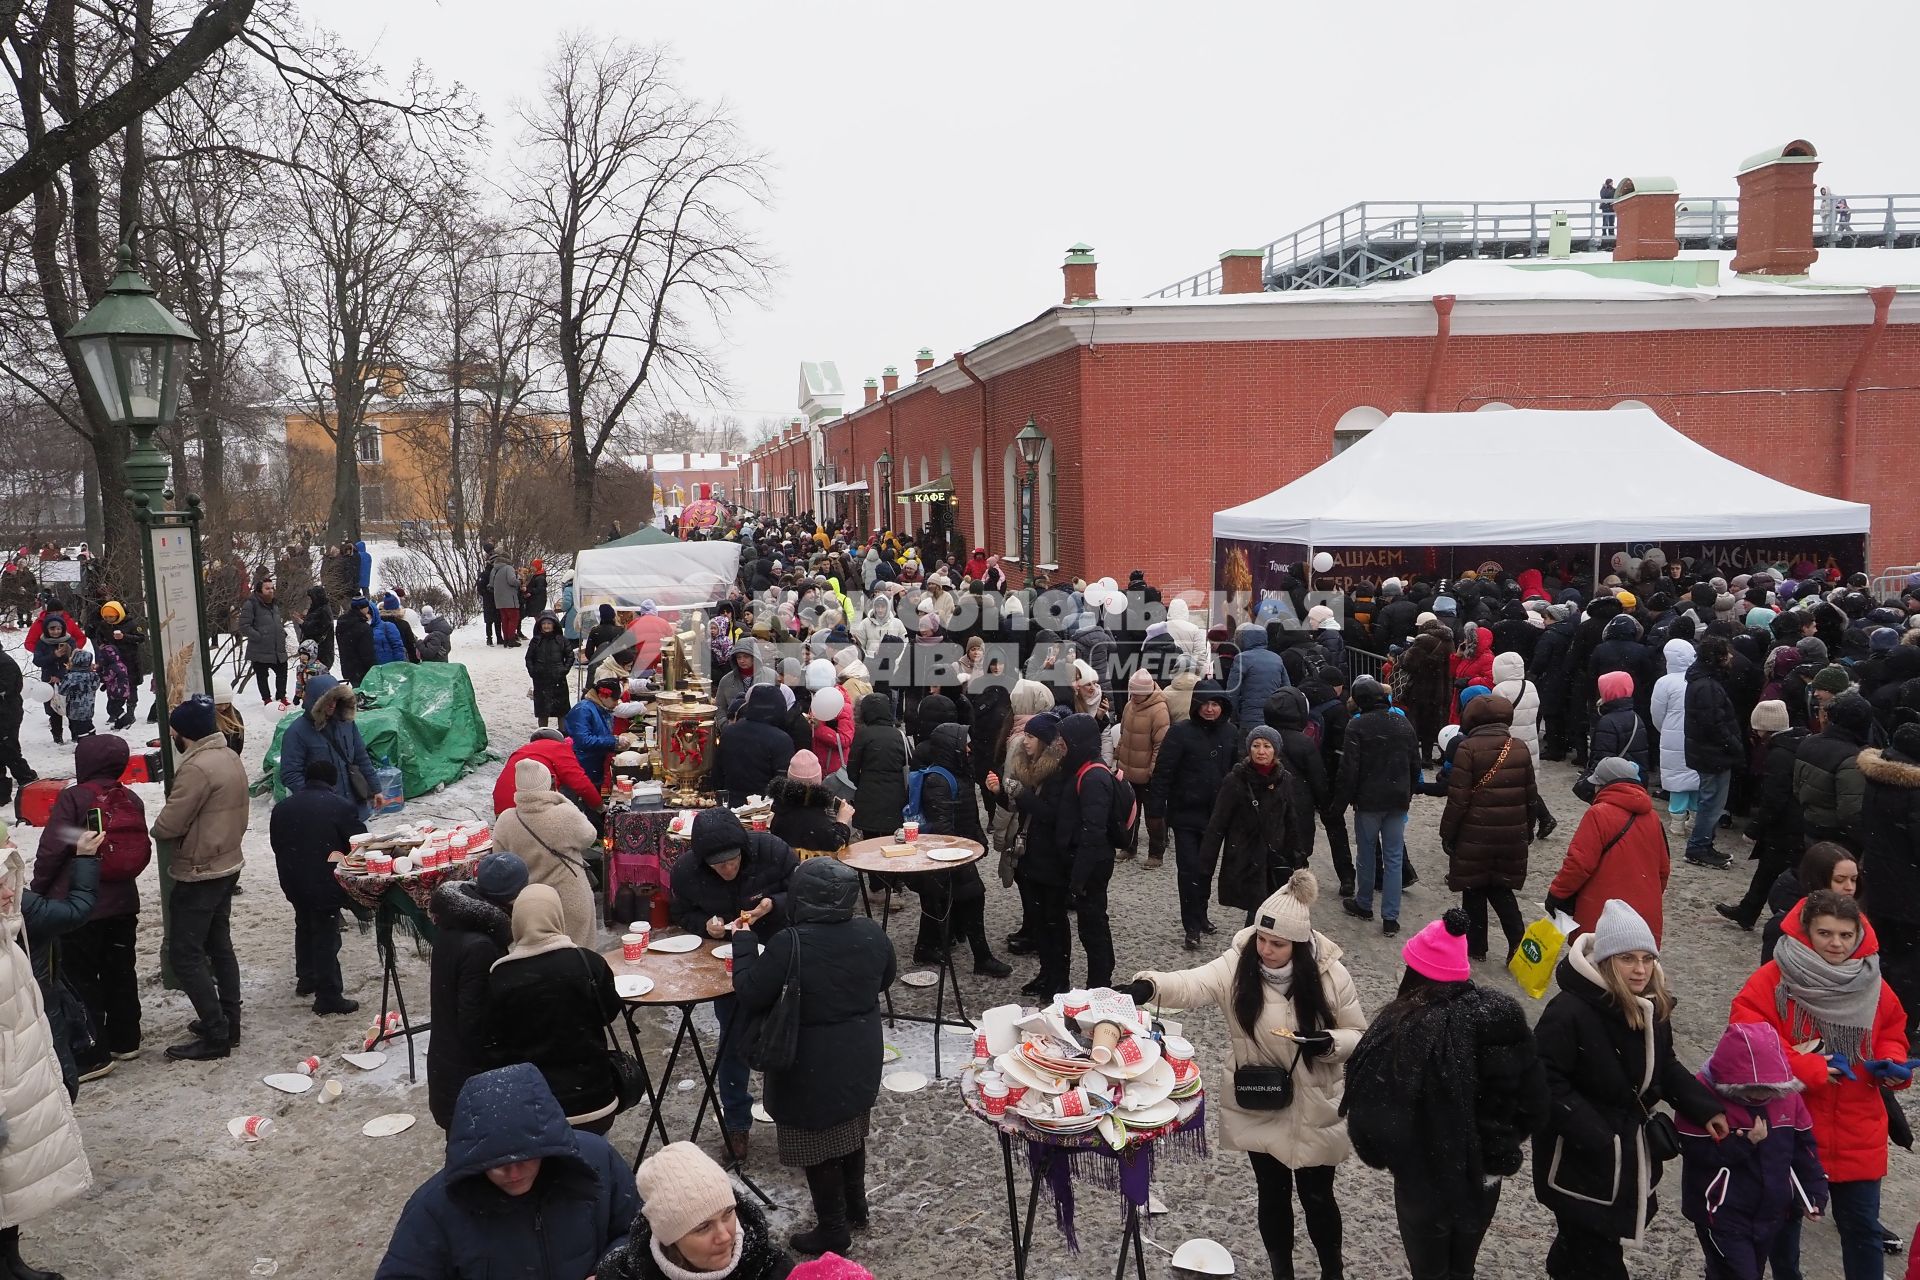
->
[1689,770,1731,855]
[712,995,755,1134]
[1351,809,1407,922]
[1769,1178,1882,1280]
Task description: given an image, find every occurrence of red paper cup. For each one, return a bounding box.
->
[973,1031,990,1062]
[1004,1083,1029,1108]
[903,820,920,842]
[1115,1035,1146,1068]
[751,814,770,832]
[1058,1087,1089,1118]
[1163,1035,1196,1081]
[297,1055,321,1076]
[981,1081,1009,1117]
[242,1116,273,1138]
[724,955,734,975]
[622,933,645,962]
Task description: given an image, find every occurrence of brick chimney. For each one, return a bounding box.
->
[1219,249,1265,294]
[915,348,935,375]
[1612,177,1679,262]
[1731,140,1820,277]
[881,366,899,395]
[863,378,878,407]
[1062,243,1097,304]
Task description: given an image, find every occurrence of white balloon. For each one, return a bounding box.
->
[1610,551,1630,572]
[24,680,52,705]
[1102,594,1127,619]
[810,687,845,722]
[1083,584,1111,609]
[1097,577,1118,592]
[1311,552,1334,573]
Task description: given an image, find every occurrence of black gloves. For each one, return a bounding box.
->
[1292,1029,1335,1059]
[1120,978,1155,1005]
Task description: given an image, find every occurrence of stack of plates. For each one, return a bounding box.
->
[1112,1098,1180,1130]
[1169,1071,1203,1101]
[1014,1097,1112,1135]
[1019,1040,1094,1080]
[1101,1034,1164,1081]
[998,1050,1070,1095]
[1111,1059,1176,1112]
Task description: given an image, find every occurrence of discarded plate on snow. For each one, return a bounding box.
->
[228,1115,274,1142]
[899,971,938,988]
[882,1070,928,1094]
[261,1073,314,1095]
[881,1044,903,1064]
[677,1079,696,1092]
[752,1103,773,1124]
[340,1051,386,1071]
[362,1113,416,1138]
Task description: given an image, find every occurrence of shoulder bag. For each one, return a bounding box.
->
[579,950,647,1114]
[1233,1038,1305,1111]
[1573,719,1640,804]
[748,928,804,1074]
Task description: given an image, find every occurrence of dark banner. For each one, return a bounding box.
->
[1216,535,1868,596]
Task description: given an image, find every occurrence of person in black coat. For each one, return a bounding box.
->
[732,857,895,1258]
[1372,583,1420,651]
[1532,904,1726,1278]
[425,855,526,1129]
[0,647,35,806]
[1718,708,1808,930]
[1566,595,1624,763]
[766,752,849,854]
[1051,712,1121,989]
[485,884,623,1132]
[1148,679,1238,945]
[1335,678,1422,933]
[1858,723,1920,1033]
[269,760,365,1016]
[1682,636,1744,867]
[523,611,574,728]
[335,600,375,688]
[672,807,798,1152]
[1587,674,1651,782]
[1490,599,1540,667]
[299,584,335,671]
[846,691,907,838]
[907,721,1011,976]
[1203,728,1300,932]
[713,684,796,807]
[375,1064,637,1279]
[1261,688,1329,853]
[1534,604,1581,761]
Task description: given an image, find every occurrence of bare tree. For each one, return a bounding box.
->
[514,33,771,525]
[261,88,465,545]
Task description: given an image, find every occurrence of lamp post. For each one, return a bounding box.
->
[814,457,830,521]
[875,450,894,534]
[65,242,209,991]
[1014,418,1048,590]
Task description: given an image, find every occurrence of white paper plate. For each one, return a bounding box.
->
[752,1103,774,1124]
[261,1073,314,1095]
[340,1051,386,1071]
[882,1070,928,1093]
[924,847,972,863]
[362,1113,416,1138]
[1115,1058,1177,1110]
[710,943,734,960]
[899,970,939,988]
[1116,1097,1179,1128]
[615,974,656,1000]
[1102,1034,1164,1080]
[648,933,703,954]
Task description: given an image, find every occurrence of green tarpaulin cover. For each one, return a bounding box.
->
[260,662,493,803]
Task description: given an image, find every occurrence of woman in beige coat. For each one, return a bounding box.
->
[0,847,91,1273]
[1125,870,1365,1280]
[491,758,600,946]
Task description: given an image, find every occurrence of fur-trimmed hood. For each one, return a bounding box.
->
[431,880,514,949]
[303,672,356,726]
[766,773,837,811]
[1859,746,1920,789]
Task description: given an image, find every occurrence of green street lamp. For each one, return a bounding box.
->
[1014,418,1048,589]
[65,243,202,507]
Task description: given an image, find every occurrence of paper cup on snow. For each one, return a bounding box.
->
[318,1080,344,1104]
[296,1055,321,1076]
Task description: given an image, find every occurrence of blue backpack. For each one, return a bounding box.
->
[903,765,957,822]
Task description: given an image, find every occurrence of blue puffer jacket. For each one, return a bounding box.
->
[563,697,617,786]
[374,1063,637,1280]
[372,616,409,666]
[1229,623,1288,728]
[278,673,380,821]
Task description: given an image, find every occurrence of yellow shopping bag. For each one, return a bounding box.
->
[1507,912,1575,999]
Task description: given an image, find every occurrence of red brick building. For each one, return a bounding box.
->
[742,143,1920,595]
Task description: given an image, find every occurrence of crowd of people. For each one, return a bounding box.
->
[9,511,1920,1278]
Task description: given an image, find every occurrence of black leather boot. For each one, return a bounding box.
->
[2,1225,64,1280]
[843,1145,869,1230]
[791,1159,852,1256]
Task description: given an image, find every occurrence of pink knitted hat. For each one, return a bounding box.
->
[790,1256,873,1280]
[787,749,823,786]
[1596,670,1634,702]
[1401,909,1471,982]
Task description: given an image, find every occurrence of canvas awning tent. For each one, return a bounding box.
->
[573,538,741,615]
[1213,408,1870,546]
[597,525,676,549]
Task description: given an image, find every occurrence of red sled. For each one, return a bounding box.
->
[16,778,70,827]
[118,753,158,785]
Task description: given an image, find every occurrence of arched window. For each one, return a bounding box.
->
[1612,399,1654,413]
[1332,406,1385,457]
[1476,401,1515,412]
[971,446,985,552]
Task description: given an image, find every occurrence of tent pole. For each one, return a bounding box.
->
[1592,543,1601,594]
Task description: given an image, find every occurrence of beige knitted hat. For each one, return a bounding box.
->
[636,1142,736,1245]
[1253,869,1319,944]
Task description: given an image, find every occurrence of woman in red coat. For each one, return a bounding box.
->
[1448,622,1495,725]
[1730,891,1908,1280]
[1545,757,1670,941]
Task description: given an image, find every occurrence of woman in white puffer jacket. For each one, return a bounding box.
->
[1490,650,1542,760]
[1648,637,1700,833]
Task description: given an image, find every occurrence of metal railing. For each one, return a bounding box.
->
[1148,194,1920,297]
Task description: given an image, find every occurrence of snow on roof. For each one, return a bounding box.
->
[1122,248,1920,309]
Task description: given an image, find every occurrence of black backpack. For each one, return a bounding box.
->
[1075,761,1140,850]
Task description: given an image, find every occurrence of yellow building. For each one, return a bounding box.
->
[283,366,568,534]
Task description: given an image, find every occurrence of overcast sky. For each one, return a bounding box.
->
[313,0,1917,438]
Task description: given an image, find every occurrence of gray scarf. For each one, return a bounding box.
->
[1773,933,1882,1061]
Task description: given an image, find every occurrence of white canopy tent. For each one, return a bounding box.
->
[1213,408,1870,546]
[573,539,741,616]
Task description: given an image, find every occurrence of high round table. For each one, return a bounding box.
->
[839,834,986,1078]
[602,931,771,1206]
